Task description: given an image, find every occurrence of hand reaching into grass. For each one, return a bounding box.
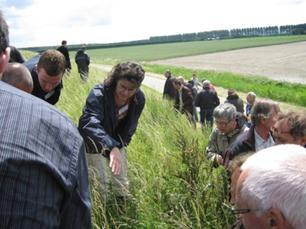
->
[110,147,121,175]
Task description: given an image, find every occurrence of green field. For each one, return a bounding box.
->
[56,64,234,228]
[84,35,306,63]
[23,35,306,107]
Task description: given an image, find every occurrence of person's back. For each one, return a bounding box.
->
[0,81,92,228]
[225,89,244,113]
[57,40,71,71]
[75,49,90,81]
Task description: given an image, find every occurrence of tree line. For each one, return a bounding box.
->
[24,23,306,52]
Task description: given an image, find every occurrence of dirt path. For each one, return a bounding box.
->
[92,64,305,112]
[152,41,306,85]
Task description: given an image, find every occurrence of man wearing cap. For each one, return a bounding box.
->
[195,80,220,127]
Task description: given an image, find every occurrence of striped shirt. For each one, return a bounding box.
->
[0,82,91,228]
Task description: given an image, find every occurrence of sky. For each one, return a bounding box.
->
[2,0,306,48]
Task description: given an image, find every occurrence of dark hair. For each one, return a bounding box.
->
[37,49,66,76]
[278,111,306,139]
[61,40,67,45]
[0,12,9,53]
[104,62,145,89]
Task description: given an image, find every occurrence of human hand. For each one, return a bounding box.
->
[109,147,121,175]
[213,154,224,165]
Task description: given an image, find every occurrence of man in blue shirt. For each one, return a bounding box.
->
[0,12,91,228]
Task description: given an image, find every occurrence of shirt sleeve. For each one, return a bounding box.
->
[78,87,121,154]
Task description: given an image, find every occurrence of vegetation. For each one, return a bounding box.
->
[56,64,234,228]
[144,64,306,107]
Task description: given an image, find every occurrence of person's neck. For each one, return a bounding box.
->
[115,95,128,108]
[255,125,270,140]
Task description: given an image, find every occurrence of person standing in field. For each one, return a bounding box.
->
[57,40,71,74]
[173,76,195,123]
[225,89,244,113]
[79,62,145,201]
[162,70,177,100]
[195,80,220,127]
[75,46,90,82]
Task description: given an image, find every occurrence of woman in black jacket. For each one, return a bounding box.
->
[79,62,145,199]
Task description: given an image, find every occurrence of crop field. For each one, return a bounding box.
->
[84,35,306,63]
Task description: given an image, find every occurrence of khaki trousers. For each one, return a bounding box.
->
[87,148,129,198]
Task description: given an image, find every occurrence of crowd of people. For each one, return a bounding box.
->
[1,11,306,228]
[163,70,306,228]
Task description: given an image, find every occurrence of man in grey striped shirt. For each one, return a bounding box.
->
[0,12,91,228]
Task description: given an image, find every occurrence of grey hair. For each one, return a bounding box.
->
[251,99,280,125]
[240,144,306,229]
[213,103,237,122]
[247,91,256,98]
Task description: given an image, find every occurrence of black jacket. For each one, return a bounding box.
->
[78,84,145,157]
[225,94,244,113]
[57,45,71,70]
[75,50,90,73]
[163,77,177,100]
[224,124,256,163]
[195,88,220,110]
[26,59,62,105]
[9,46,25,63]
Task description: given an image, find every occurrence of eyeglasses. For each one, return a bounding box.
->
[231,207,261,215]
[215,120,232,127]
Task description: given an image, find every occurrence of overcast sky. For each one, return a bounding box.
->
[2,0,306,48]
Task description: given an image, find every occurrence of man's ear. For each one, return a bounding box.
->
[0,46,11,74]
[267,208,287,229]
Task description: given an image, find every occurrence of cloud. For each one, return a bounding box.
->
[4,0,306,48]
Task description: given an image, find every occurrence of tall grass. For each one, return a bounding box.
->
[144,64,306,107]
[56,64,234,228]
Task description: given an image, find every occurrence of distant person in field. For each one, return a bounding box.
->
[79,62,145,200]
[188,72,202,89]
[272,111,306,146]
[163,70,177,100]
[75,46,90,82]
[57,40,71,74]
[2,62,33,93]
[25,49,65,105]
[0,11,92,228]
[195,80,220,127]
[173,76,194,123]
[9,46,25,63]
[225,89,244,113]
[245,91,256,127]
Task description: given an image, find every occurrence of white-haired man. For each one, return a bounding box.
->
[235,144,306,229]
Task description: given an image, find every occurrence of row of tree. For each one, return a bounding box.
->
[149,23,306,43]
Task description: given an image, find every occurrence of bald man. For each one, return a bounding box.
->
[2,62,33,93]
